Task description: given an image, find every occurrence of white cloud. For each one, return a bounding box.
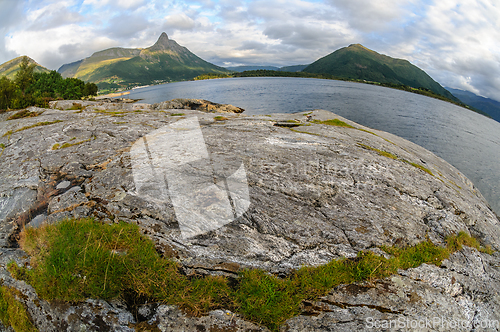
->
[82,0,146,10]
[164,13,197,31]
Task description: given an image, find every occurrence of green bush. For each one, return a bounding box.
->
[0,57,98,110]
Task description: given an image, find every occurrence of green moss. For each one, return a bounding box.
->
[213,116,229,121]
[67,104,83,111]
[403,160,434,176]
[170,113,185,116]
[311,118,355,128]
[358,143,398,159]
[357,128,377,136]
[51,138,91,150]
[9,219,492,331]
[358,143,434,176]
[446,231,493,255]
[2,120,63,137]
[0,284,38,332]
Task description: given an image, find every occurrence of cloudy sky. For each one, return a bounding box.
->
[1,0,499,101]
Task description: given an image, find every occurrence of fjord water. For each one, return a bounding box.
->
[128,77,500,215]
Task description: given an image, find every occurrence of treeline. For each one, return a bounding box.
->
[0,57,98,110]
[233,70,332,79]
[194,73,232,80]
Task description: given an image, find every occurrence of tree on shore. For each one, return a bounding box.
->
[0,56,98,110]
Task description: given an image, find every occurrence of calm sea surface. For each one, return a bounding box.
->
[128,77,500,215]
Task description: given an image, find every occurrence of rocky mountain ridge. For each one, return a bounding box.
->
[0,99,499,331]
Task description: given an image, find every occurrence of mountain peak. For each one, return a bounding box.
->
[154,32,169,47]
[158,32,169,43]
[147,32,176,52]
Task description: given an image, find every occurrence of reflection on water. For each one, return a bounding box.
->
[129,77,500,215]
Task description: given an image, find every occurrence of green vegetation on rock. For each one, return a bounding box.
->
[358,143,434,175]
[0,284,38,332]
[0,56,49,80]
[311,118,355,128]
[0,57,97,110]
[8,218,492,331]
[2,120,63,138]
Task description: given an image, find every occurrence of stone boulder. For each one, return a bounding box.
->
[0,100,499,331]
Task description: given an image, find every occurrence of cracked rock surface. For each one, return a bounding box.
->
[0,99,499,331]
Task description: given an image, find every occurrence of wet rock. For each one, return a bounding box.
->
[0,100,499,331]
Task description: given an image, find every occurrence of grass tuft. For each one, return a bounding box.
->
[213,116,229,121]
[7,109,43,120]
[0,284,38,332]
[8,220,493,331]
[311,118,355,128]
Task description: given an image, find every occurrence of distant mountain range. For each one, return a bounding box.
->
[1,35,499,121]
[446,88,500,122]
[0,56,50,79]
[57,33,230,91]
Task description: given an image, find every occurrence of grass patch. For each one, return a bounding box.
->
[0,284,38,332]
[213,116,229,121]
[357,128,377,136]
[8,218,493,331]
[358,143,434,176]
[446,231,493,255]
[170,113,185,116]
[311,118,355,128]
[51,138,91,150]
[67,104,83,111]
[7,109,43,120]
[358,143,398,159]
[403,160,434,176]
[2,120,63,137]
